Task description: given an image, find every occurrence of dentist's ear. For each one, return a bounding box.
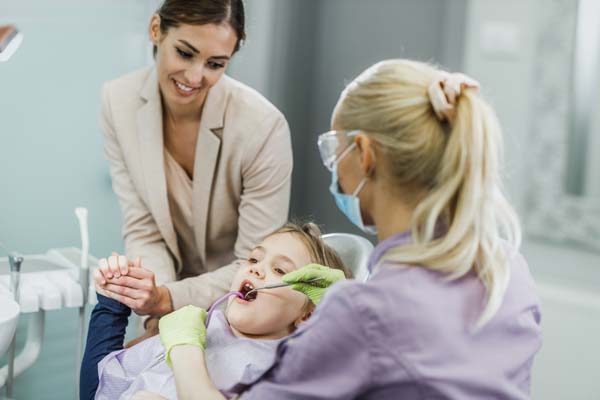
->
[354,133,376,177]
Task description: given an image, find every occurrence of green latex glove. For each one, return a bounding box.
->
[283,263,346,305]
[159,305,207,367]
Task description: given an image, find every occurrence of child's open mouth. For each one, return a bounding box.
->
[239,280,258,301]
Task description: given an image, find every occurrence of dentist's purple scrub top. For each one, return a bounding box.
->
[242,231,542,399]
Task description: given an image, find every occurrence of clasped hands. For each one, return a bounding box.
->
[94,253,171,316]
[94,253,172,346]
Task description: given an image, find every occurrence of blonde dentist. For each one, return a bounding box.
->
[158,59,542,400]
[96,0,292,343]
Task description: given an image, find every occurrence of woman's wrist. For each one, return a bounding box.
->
[154,286,174,317]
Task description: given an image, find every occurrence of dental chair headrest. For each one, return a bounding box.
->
[322,233,374,282]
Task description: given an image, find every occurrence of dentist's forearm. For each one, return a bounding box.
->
[170,345,226,400]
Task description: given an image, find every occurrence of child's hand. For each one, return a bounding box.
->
[94,253,140,296]
[97,252,136,280]
[93,271,111,298]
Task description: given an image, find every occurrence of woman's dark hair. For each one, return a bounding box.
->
[153,0,245,55]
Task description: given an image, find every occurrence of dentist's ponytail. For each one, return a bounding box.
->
[332,60,521,328]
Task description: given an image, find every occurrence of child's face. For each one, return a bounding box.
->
[226,232,312,339]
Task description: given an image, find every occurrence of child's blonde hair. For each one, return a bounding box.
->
[276,222,352,279]
[332,59,521,328]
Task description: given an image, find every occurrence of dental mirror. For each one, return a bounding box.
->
[243,277,323,300]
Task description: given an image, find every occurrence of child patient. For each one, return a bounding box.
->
[80,223,350,400]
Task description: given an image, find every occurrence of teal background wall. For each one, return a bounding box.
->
[0,0,155,258]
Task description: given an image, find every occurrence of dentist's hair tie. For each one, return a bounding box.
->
[427,71,480,123]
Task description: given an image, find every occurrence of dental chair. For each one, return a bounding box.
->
[322,233,374,282]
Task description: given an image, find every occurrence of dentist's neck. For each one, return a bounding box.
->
[369,180,418,242]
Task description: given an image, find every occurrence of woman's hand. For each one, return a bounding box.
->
[94,253,173,317]
[283,263,346,305]
[159,305,208,366]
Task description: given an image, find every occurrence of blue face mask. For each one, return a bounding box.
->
[329,168,378,235]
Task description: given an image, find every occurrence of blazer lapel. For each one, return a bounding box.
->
[137,68,181,266]
[192,76,229,266]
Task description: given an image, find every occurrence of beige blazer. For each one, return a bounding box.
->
[101,67,292,310]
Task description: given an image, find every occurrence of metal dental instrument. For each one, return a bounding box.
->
[7,252,23,398]
[243,277,324,300]
[145,352,166,372]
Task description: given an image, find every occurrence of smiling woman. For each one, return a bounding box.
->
[93,0,293,348]
[150,3,242,116]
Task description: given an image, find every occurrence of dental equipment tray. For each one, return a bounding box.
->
[0,248,98,313]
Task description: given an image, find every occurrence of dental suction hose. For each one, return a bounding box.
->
[6,252,23,398]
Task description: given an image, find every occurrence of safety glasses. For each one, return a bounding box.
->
[317,130,360,171]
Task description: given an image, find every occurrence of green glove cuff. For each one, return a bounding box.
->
[159,305,207,367]
[283,263,346,305]
[283,263,345,285]
[290,283,326,305]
